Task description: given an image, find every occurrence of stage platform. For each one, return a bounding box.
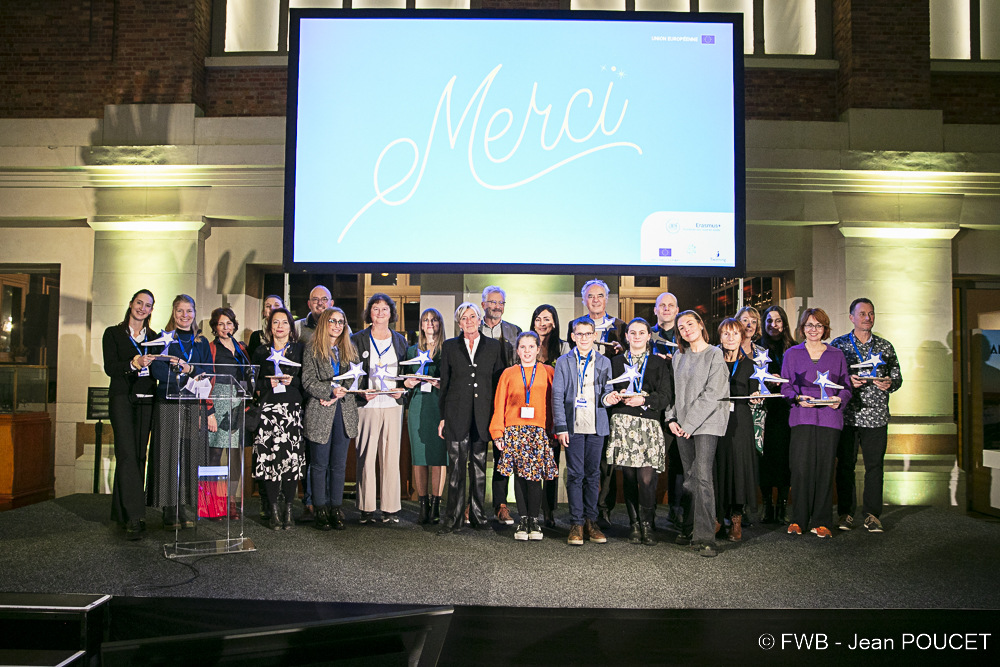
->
[1,493,998,610]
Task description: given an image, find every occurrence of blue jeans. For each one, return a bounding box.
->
[565,433,603,525]
[307,404,351,508]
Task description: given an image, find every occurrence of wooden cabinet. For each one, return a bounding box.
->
[0,412,54,510]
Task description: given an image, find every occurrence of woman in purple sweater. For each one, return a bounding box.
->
[779,308,852,538]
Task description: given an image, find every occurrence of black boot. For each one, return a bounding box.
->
[762,500,775,524]
[431,496,441,524]
[418,495,429,524]
[775,500,788,525]
[640,508,657,546]
[283,501,294,530]
[315,506,331,531]
[268,503,281,531]
[628,522,642,545]
[163,506,180,530]
[330,505,346,531]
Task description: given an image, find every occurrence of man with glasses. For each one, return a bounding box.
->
[830,298,903,534]
[293,284,332,521]
[478,286,522,525]
[569,279,626,529]
[295,285,332,346]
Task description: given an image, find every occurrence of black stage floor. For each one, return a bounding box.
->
[2,495,1000,665]
[1,494,999,609]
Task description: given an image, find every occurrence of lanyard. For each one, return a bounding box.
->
[849,332,872,365]
[370,331,391,361]
[595,316,611,342]
[626,350,648,391]
[729,347,748,378]
[576,349,593,396]
[173,332,194,363]
[127,332,144,356]
[331,346,340,372]
[520,363,538,406]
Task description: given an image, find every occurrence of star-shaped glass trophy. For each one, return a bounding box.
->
[850,352,886,381]
[365,363,403,394]
[141,329,177,359]
[606,362,647,397]
[266,346,302,376]
[331,361,365,392]
[808,370,844,406]
[397,349,435,380]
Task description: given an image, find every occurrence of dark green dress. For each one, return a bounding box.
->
[405,345,448,466]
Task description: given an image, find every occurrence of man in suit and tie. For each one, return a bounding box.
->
[437,302,505,534]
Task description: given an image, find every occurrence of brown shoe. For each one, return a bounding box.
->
[464,505,469,524]
[728,513,742,542]
[567,524,584,546]
[584,519,607,544]
[496,504,514,525]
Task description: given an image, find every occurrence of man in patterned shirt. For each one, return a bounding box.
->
[830,298,903,533]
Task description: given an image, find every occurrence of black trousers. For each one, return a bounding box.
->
[836,424,888,519]
[665,429,686,511]
[492,441,510,511]
[789,425,840,531]
[597,436,618,513]
[443,420,488,528]
[109,395,153,524]
[542,440,562,518]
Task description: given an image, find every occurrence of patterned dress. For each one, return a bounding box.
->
[251,342,305,483]
[496,425,559,481]
[608,413,667,472]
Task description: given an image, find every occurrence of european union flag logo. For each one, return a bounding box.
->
[701,35,715,44]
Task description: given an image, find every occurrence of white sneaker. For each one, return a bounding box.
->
[528,518,544,541]
[514,518,529,541]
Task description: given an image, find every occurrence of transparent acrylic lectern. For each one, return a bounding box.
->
[164,363,258,558]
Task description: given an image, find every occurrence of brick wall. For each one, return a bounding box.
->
[834,0,932,113]
[932,73,1000,125]
[745,69,839,122]
[205,67,288,117]
[0,0,212,118]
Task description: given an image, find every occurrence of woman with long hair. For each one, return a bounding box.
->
[713,318,761,543]
[102,289,157,539]
[147,294,213,530]
[301,307,359,531]
[251,307,306,530]
[530,304,570,526]
[667,310,730,558]
[603,318,673,546]
[780,308,851,539]
[490,332,558,541]
[403,308,448,524]
[759,305,796,523]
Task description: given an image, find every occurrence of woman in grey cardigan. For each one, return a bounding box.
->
[666,310,731,558]
[301,307,360,531]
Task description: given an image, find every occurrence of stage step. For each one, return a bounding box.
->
[0,593,110,667]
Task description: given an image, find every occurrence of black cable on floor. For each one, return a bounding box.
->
[125,554,222,597]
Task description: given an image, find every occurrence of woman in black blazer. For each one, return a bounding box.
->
[102,289,157,540]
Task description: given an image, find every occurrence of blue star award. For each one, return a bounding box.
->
[397,349,435,380]
[809,370,844,406]
[850,352,886,381]
[141,329,177,359]
[331,361,365,391]
[606,362,646,397]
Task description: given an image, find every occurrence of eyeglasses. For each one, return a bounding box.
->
[309,297,330,304]
[575,332,595,339]
[329,319,346,327]
[803,323,824,330]
[485,300,505,307]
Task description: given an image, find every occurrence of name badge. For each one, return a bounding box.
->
[730,402,735,412]
[575,396,589,409]
[520,406,535,419]
[137,366,149,377]
[420,382,433,393]
[273,383,286,394]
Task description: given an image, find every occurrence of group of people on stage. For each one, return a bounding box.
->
[102,280,902,558]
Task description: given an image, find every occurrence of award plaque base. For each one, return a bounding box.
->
[618,391,649,398]
[728,394,785,400]
[347,389,400,395]
[806,398,840,406]
[398,374,437,382]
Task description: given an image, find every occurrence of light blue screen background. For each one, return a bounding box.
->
[293,17,736,267]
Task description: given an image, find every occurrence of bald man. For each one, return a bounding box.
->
[652,292,686,529]
[295,285,332,346]
[651,292,679,358]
